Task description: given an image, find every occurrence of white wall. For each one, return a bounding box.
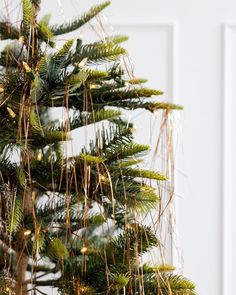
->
[2,0,236,294]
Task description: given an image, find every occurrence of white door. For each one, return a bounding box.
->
[2,0,236,294]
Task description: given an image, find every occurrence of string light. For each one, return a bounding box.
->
[78,57,88,68]
[80,247,88,254]
[7,107,16,118]
[22,61,31,73]
[24,229,32,236]
[126,224,133,229]
[19,36,24,45]
[23,62,35,80]
[89,84,100,89]
[57,0,66,23]
[36,149,43,161]
[99,174,107,182]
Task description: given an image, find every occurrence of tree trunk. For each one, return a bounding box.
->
[15,189,34,294]
[15,231,29,295]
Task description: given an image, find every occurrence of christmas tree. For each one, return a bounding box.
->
[0,0,196,294]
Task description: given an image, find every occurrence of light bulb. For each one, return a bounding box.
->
[80,247,88,254]
[22,61,31,73]
[7,107,16,118]
[78,58,88,68]
[89,84,100,89]
[37,149,43,161]
[19,36,24,45]
[100,175,106,181]
[24,229,31,236]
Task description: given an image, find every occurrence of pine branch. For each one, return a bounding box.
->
[7,199,23,234]
[146,102,183,112]
[106,143,150,161]
[95,34,129,45]
[141,273,196,295]
[0,156,17,179]
[85,69,110,81]
[0,21,19,40]
[76,42,126,64]
[113,100,183,112]
[123,168,168,181]
[38,21,54,45]
[110,224,159,261]
[56,39,74,61]
[50,1,111,36]
[114,180,159,213]
[52,109,121,131]
[22,0,32,37]
[127,78,148,85]
[89,88,163,106]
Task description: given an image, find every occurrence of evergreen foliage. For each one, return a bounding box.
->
[0,1,195,294]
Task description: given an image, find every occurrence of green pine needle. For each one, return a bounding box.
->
[159,274,196,294]
[48,238,69,260]
[22,0,32,37]
[79,153,106,163]
[127,78,148,85]
[17,167,27,189]
[124,168,168,181]
[38,21,54,44]
[97,35,129,45]
[51,1,111,35]
[110,273,130,289]
[107,143,150,161]
[91,88,163,106]
[119,159,143,167]
[68,70,88,91]
[147,102,184,111]
[85,69,109,81]
[56,39,74,60]
[29,110,41,132]
[54,109,121,131]
[8,199,23,234]
[128,185,159,213]
[77,42,126,63]
[0,21,19,40]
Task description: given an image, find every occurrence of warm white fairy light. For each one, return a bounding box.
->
[24,229,31,236]
[100,174,108,183]
[89,84,100,89]
[78,57,88,68]
[126,223,133,229]
[36,149,43,161]
[7,107,16,118]
[80,247,88,254]
[22,61,31,73]
[19,36,24,45]
[57,0,66,23]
